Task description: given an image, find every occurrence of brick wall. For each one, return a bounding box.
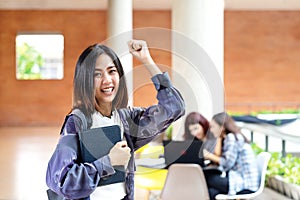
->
[224,11,300,113]
[0,10,171,126]
[0,10,299,126]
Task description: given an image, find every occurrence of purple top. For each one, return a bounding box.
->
[46,72,185,200]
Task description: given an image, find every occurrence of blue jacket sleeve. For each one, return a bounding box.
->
[119,72,185,150]
[46,116,115,199]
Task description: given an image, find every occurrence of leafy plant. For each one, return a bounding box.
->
[251,143,264,155]
[252,144,300,185]
[229,109,300,116]
[266,152,286,178]
[164,125,173,140]
[16,42,44,79]
[281,154,300,185]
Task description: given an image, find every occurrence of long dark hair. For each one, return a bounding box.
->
[72,44,128,121]
[184,112,209,140]
[212,112,249,143]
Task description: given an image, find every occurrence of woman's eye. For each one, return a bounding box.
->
[94,72,102,77]
[109,69,117,74]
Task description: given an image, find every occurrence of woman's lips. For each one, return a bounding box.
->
[101,87,114,94]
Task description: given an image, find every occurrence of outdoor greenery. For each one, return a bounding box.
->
[16,42,44,79]
[229,108,300,116]
[251,143,300,185]
[164,125,173,140]
[249,109,300,116]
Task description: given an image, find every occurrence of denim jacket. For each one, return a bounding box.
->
[46,72,185,200]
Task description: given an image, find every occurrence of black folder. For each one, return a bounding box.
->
[78,125,125,186]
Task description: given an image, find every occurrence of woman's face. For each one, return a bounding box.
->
[210,119,223,138]
[188,123,205,141]
[94,53,120,107]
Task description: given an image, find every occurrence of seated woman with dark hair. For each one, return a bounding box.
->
[203,112,260,200]
[184,112,217,154]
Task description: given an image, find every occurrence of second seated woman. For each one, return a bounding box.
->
[203,112,260,200]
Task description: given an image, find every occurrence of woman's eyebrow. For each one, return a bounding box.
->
[94,66,116,72]
[94,68,102,72]
[107,65,116,69]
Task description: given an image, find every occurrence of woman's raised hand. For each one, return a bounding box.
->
[128,39,161,76]
[128,39,154,65]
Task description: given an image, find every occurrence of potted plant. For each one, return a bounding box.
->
[252,143,300,200]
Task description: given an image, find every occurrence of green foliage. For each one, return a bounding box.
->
[250,109,300,115]
[281,154,300,185]
[252,144,300,185]
[229,109,300,116]
[165,125,173,140]
[267,152,286,177]
[16,42,44,79]
[251,143,264,155]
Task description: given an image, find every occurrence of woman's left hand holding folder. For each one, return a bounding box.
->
[108,141,131,168]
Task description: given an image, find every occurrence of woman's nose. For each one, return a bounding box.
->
[101,73,112,83]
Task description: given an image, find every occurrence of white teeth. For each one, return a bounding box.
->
[102,88,113,93]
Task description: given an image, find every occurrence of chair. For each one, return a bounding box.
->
[215,152,271,200]
[160,163,210,200]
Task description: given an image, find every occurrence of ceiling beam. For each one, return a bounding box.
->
[0,0,299,10]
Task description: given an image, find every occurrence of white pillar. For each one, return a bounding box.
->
[171,0,224,139]
[107,0,133,106]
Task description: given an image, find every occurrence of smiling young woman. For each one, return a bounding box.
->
[46,39,185,200]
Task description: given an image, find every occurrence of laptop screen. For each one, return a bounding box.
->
[163,140,204,168]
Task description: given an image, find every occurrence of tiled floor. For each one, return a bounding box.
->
[0,126,293,200]
[0,126,152,200]
[0,126,60,200]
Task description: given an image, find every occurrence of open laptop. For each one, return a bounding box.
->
[135,140,222,173]
[163,140,205,168]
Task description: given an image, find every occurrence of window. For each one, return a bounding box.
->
[16,34,64,80]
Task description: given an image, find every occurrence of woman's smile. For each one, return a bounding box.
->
[101,86,114,94]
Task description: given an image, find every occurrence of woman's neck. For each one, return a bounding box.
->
[95,103,113,118]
